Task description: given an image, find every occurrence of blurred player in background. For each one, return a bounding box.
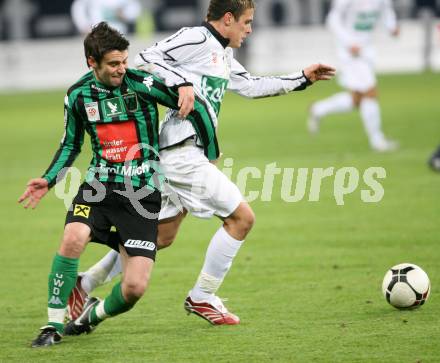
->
[427,21,440,171]
[308,0,399,152]
[71,0,141,35]
[67,0,335,327]
[428,145,440,171]
[19,22,219,348]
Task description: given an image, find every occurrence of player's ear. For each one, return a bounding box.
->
[224,12,234,26]
[87,56,97,69]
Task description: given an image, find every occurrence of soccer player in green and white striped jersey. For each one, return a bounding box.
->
[18,22,218,348]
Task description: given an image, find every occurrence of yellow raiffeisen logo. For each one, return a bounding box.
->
[73,204,91,218]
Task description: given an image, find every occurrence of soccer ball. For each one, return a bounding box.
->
[382,263,430,309]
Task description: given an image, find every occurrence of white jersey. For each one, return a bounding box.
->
[134,22,311,149]
[71,0,141,34]
[327,0,397,59]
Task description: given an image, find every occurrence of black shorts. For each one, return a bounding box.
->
[65,182,161,260]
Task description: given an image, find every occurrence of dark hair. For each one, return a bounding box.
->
[207,0,255,21]
[83,22,130,67]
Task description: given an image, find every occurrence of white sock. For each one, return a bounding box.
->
[81,250,121,294]
[104,255,122,283]
[190,227,244,302]
[48,308,66,326]
[312,92,354,119]
[359,98,385,147]
[95,300,110,321]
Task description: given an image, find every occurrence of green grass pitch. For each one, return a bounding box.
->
[0,72,439,362]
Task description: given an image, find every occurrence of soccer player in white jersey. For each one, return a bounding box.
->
[308,0,400,152]
[67,0,335,326]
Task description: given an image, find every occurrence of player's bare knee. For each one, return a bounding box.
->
[226,203,255,238]
[157,212,186,250]
[123,279,148,303]
[157,234,175,249]
[239,207,255,235]
[365,87,378,98]
[60,231,87,256]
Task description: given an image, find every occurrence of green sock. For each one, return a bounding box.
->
[90,282,135,325]
[47,253,78,334]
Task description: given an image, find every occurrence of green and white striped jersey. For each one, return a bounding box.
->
[42,68,218,189]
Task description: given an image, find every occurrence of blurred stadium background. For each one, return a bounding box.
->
[0,0,439,91]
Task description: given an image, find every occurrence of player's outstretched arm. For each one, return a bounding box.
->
[382,0,399,37]
[229,58,334,99]
[303,64,336,83]
[18,178,49,209]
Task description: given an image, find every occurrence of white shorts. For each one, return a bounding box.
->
[158,142,244,220]
[338,57,376,92]
[337,47,376,92]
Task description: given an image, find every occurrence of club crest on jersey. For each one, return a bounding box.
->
[102,97,124,117]
[143,76,154,91]
[85,102,100,122]
[123,93,138,113]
